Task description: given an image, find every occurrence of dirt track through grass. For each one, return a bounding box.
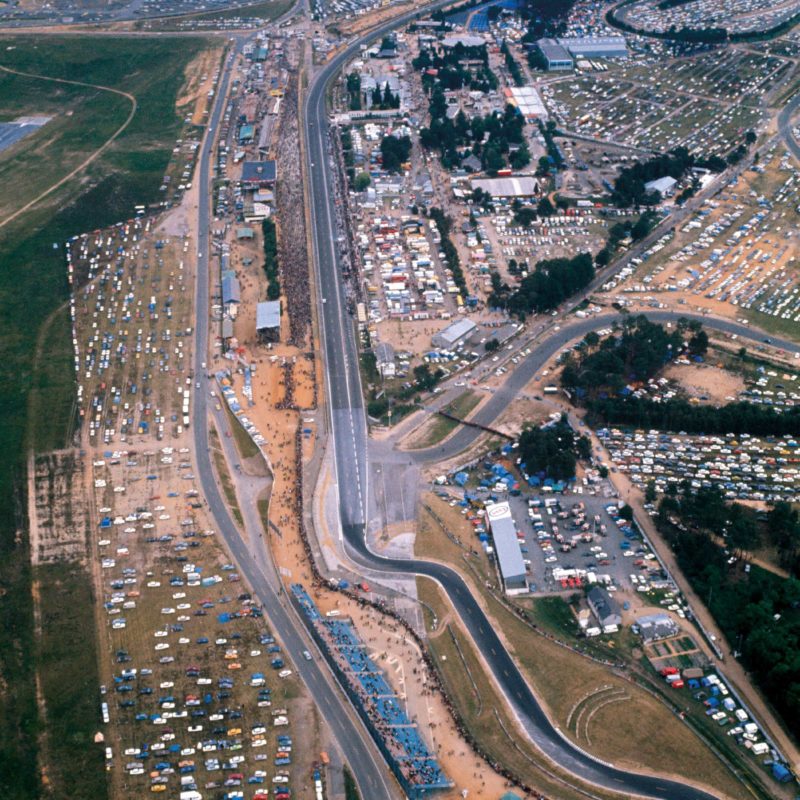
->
[0,65,137,229]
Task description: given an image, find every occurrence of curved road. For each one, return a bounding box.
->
[412,311,800,464]
[300,8,798,800]
[191,39,400,800]
[777,88,800,162]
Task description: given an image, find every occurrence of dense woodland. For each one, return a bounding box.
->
[561,315,685,395]
[657,487,800,739]
[491,252,594,316]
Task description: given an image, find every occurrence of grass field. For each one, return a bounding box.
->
[409,390,480,449]
[745,307,800,342]
[224,401,262,460]
[0,35,212,800]
[211,427,245,527]
[35,562,107,800]
[146,0,294,27]
[415,497,746,799]
[418,577,615,800]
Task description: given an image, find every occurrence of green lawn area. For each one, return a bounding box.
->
[0,35,212,800]
[408,390,481,449]
[35,562,107,800]
[744,307,800,343]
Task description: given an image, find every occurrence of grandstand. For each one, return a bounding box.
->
[291,585,452,797]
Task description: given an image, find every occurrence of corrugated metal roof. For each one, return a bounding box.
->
[537,38,573,64]
[486,503,526,584]
[433,317,477,345]
[222,275,241,304]
[256,300,281,330]
[471,176,538,197]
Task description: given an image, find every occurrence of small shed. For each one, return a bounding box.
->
[374,342,396,378]
[256,300,281,343]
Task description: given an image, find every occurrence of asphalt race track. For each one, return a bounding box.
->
[304,7,800,799]
[192,39,399,800]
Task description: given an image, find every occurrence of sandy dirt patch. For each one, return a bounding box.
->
[663,363,745,402]
[177,46,225,126]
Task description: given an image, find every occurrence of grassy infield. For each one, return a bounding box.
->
[0,34,213,800]
[408,389,480,449]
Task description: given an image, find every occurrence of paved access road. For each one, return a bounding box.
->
[778,90,800,162]
[303,10,749,800]
[191,38,399,800]
[412,311,800,464]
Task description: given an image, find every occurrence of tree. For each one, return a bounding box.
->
[727,506,759,555]
[631,211,657,241]
[354,172,371,192]
[576,435,591,460]
[380,135,412,173]
[483,143,504,175]
[537,196,555,217]
[506,253,595,316]
[413,363,443,392]
[688,330,709,357]
[430,87,447,120]
[619,504,634,521]
[346,72,361,110]
[510,143,531,170]
[536,155,552,176]
[514,206,537,227]
[518,418,578,481]
[485,338,500,352]
[645,481,657,504]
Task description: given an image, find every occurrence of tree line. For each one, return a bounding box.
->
[429,207,467,296]
[587,396,800,437]
[500,39,525,87]
[261,218,280,300]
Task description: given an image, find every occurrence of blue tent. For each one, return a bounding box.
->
[771,763,791,783]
